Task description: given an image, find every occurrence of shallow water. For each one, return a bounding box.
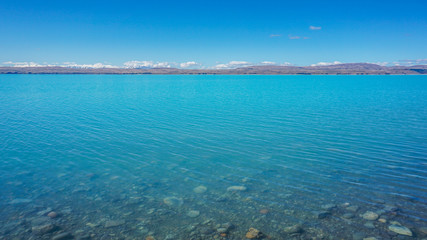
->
[0,74,426,239]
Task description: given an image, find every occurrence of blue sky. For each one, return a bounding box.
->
[1,0,426,68]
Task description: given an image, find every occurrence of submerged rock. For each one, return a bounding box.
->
[193,186,207,194]
[187,210,200,218]
[31,223,56,235]
[259,209,269,214]
[164,234,175,240]
[48,211,58,218]
[388,224,412,236]
[31,216,51,227]
[362,211,379,221]
[227,186,247,192]
[105,220,125,228]
[163,196,183,207]
[52,232,73,240]
[245,228,262,239]
[384,205,398,212]
[86,222,98,228]
[364,222,375,229]
[283,224,303,234]
[217,222,234,233]
[346,205,359,212]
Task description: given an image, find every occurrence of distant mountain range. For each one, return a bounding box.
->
[1,63,426,75]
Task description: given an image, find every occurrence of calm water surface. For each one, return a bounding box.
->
[0,75,426,239]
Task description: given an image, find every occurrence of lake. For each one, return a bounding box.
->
[0,74,426,239]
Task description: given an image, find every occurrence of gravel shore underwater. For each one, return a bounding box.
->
[1,161,426,239]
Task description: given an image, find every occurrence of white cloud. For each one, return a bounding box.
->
[179,61,199,68]
[309,26,322,30]
[310,61,342,67]
[124,60,200,69]
[2,61,48,67]
[259,61,294,66]
[269,34,282,38]
[260,61,276,65]
[280,62,293,66]
[61,62,119,68]
[123,61,172,68]
[370,62,389,66]
[2,61,119,68]
[214,61,252,69]
[2,60,197,69]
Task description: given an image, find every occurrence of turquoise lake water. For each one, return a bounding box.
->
[0,74,426,239]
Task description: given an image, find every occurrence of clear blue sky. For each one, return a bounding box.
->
[1,0,426,68]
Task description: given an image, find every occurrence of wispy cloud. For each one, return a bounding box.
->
[394,59,427,66]
[310,61,342,66]
[269,34,282,38]
[288,35,301,40]
[309,26,322,30]
[288,35,309,40]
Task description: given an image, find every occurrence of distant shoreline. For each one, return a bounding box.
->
[1,63,426,75]
[2,72,427,75]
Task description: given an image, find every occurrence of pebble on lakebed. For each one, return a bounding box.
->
[245,228,262,239]
[388,224,412,236]
[361,211,379,221]
[283,224,303,234]
[47,211,58,218]
[227,186,247,191]
[346,205,359,212]
[163,196,183,207]
[105,220,125,228]
[52,232,73,240]
[187,210,200,218]
[259,209,269,214]
[193,185,207,194]
[31,223,56,235]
